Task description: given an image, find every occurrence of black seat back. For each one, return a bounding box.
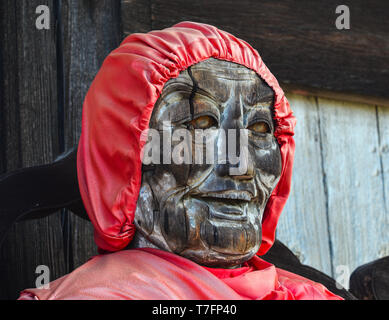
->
[0,147,88,247]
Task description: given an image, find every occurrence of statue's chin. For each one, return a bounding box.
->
[157,216,262,268]
[133,190,263,268]
[131,226,260,268]
[179,245,260,268]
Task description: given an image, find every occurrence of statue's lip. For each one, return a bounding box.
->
[208,206,247,221]
[190,190,252,222]
[190,190,253,202]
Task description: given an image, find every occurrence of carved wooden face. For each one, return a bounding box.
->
[135,58,282,267]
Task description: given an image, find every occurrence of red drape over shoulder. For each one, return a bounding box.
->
[19,249,341,300]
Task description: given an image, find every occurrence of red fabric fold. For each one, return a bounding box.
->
[19,249,341,300]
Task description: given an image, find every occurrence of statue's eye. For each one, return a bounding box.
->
[189,115,217,129]
[248,121,270,134]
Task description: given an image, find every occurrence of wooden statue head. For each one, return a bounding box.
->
[133,58,282,268]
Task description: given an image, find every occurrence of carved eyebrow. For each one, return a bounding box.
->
[245,76,275,105]
[258,90,275,103]
[161,81,192,97]
[156,84,220,125]
[244,90,274,109]
[245,101,274,110]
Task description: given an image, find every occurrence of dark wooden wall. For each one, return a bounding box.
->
[0,0,121,299]
[123,0,389,104]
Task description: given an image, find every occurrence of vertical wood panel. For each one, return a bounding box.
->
[376,106,389,258]
[276,94,332,276]
[0,0,66,299]
[122,0,151,35]
[62,0,122,269]
[318,98,388,276]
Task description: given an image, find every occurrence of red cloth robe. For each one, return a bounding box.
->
[19,248,342,300]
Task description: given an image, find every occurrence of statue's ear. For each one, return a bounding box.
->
[0,147,88,247]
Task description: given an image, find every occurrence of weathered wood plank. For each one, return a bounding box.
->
[276,94,332,276]
[0,1,21,174]
[0,1,66,299]
[120,0,389,100]
[318,98,388,278]
[284,84,389,110]
[376,106,389,258]
[122,0,152,35]
[62,0,122,269]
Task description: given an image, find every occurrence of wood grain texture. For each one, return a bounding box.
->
[121,0,389,100]
[277,95,389,278]
[122,0,152,35]
[317,98,388,276]
[0,0,66,299]
[276,94,332,276]
[61,0,122,269]
[376,106,389,258]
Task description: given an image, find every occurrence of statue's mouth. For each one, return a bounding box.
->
[191,191,252,222]
[191,190,254,201]
[207,203,247,221]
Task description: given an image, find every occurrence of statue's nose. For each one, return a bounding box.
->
[215,128,255,179]
[214,98,255,179]
[215,154,255,179]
